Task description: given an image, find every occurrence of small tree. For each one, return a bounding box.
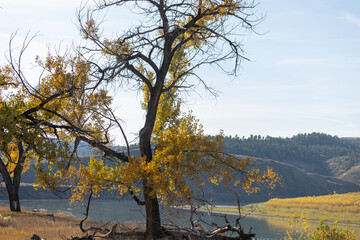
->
[0,36,109,212]
[0,65,28,212]
[0,63,71,212]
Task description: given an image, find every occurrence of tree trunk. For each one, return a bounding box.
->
[140,149,163,239]
[139,83,163,239]
[144,181,162,239]
[0,142,25,212]
[7,183,21,212]
[0,166,22,212]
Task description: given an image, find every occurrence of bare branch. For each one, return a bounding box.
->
[77,136,128,162]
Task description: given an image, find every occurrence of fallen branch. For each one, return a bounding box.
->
[78,186,118,238]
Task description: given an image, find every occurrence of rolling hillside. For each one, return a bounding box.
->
[203,133,360,204]
[224,133,360,187]
[203,155,360,204]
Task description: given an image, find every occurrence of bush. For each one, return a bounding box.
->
[285,213,355,240]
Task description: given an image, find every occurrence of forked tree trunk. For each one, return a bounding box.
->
[137,90,168,240]
[139,86,164,239]
[0,143,25,212]
[0,164,22,212]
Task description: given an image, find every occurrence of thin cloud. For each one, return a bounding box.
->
[342,11,360,28]
[275,57,360,69]
[275,57,337,68]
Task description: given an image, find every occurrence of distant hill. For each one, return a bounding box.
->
[223,133,360,186]
[202,155,360,204]
[208,133,360,203]
[224,133,360,165]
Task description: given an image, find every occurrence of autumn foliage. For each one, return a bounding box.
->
[285,213,355,240]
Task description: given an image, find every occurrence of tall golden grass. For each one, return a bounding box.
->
[213,192,360,224]
[264,192,360,214]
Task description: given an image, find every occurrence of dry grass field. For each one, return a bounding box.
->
[0,206,146,240]
[0,206,84,240]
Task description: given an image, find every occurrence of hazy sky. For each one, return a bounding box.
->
[1,0,360,144]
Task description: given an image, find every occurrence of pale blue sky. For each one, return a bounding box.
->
[1,0,359,143]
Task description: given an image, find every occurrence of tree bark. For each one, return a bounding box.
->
[0,163,22,212]
[6,183,21,212]
[139,83,163,239]
[140,128,163,239]
[143,180,162,239]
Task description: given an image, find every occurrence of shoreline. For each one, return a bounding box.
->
[179,206,360,227]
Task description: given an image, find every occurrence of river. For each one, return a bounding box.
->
[0,199,358,240]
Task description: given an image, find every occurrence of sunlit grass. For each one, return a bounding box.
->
[0,206,145,240]
[214,192,360,225]
[0,206,84,240]
[264,192,360,213]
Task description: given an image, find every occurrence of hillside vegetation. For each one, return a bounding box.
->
[224,133,360,162]
[258,192,360,224]
[215,192,360,225]
[224,133,360,186]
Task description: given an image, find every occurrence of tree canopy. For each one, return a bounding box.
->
[0,62,73,211]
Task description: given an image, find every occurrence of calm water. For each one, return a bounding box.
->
[0,199,358,240]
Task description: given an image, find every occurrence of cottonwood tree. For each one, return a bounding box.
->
[0,65,29,212]
[4,0,281,238]
[0,63,72,212]
[75,0,277,238]
[0,36,110,212]
[73,1,265,237]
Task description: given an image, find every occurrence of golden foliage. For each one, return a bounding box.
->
[31,55,113,144]
[0,53,116,200]
[82,18,99,40]
[134,51,280,206]
[0,66,17,91]
[0,66,37,178]
[63,62,280,207]
[30,54,117,193]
